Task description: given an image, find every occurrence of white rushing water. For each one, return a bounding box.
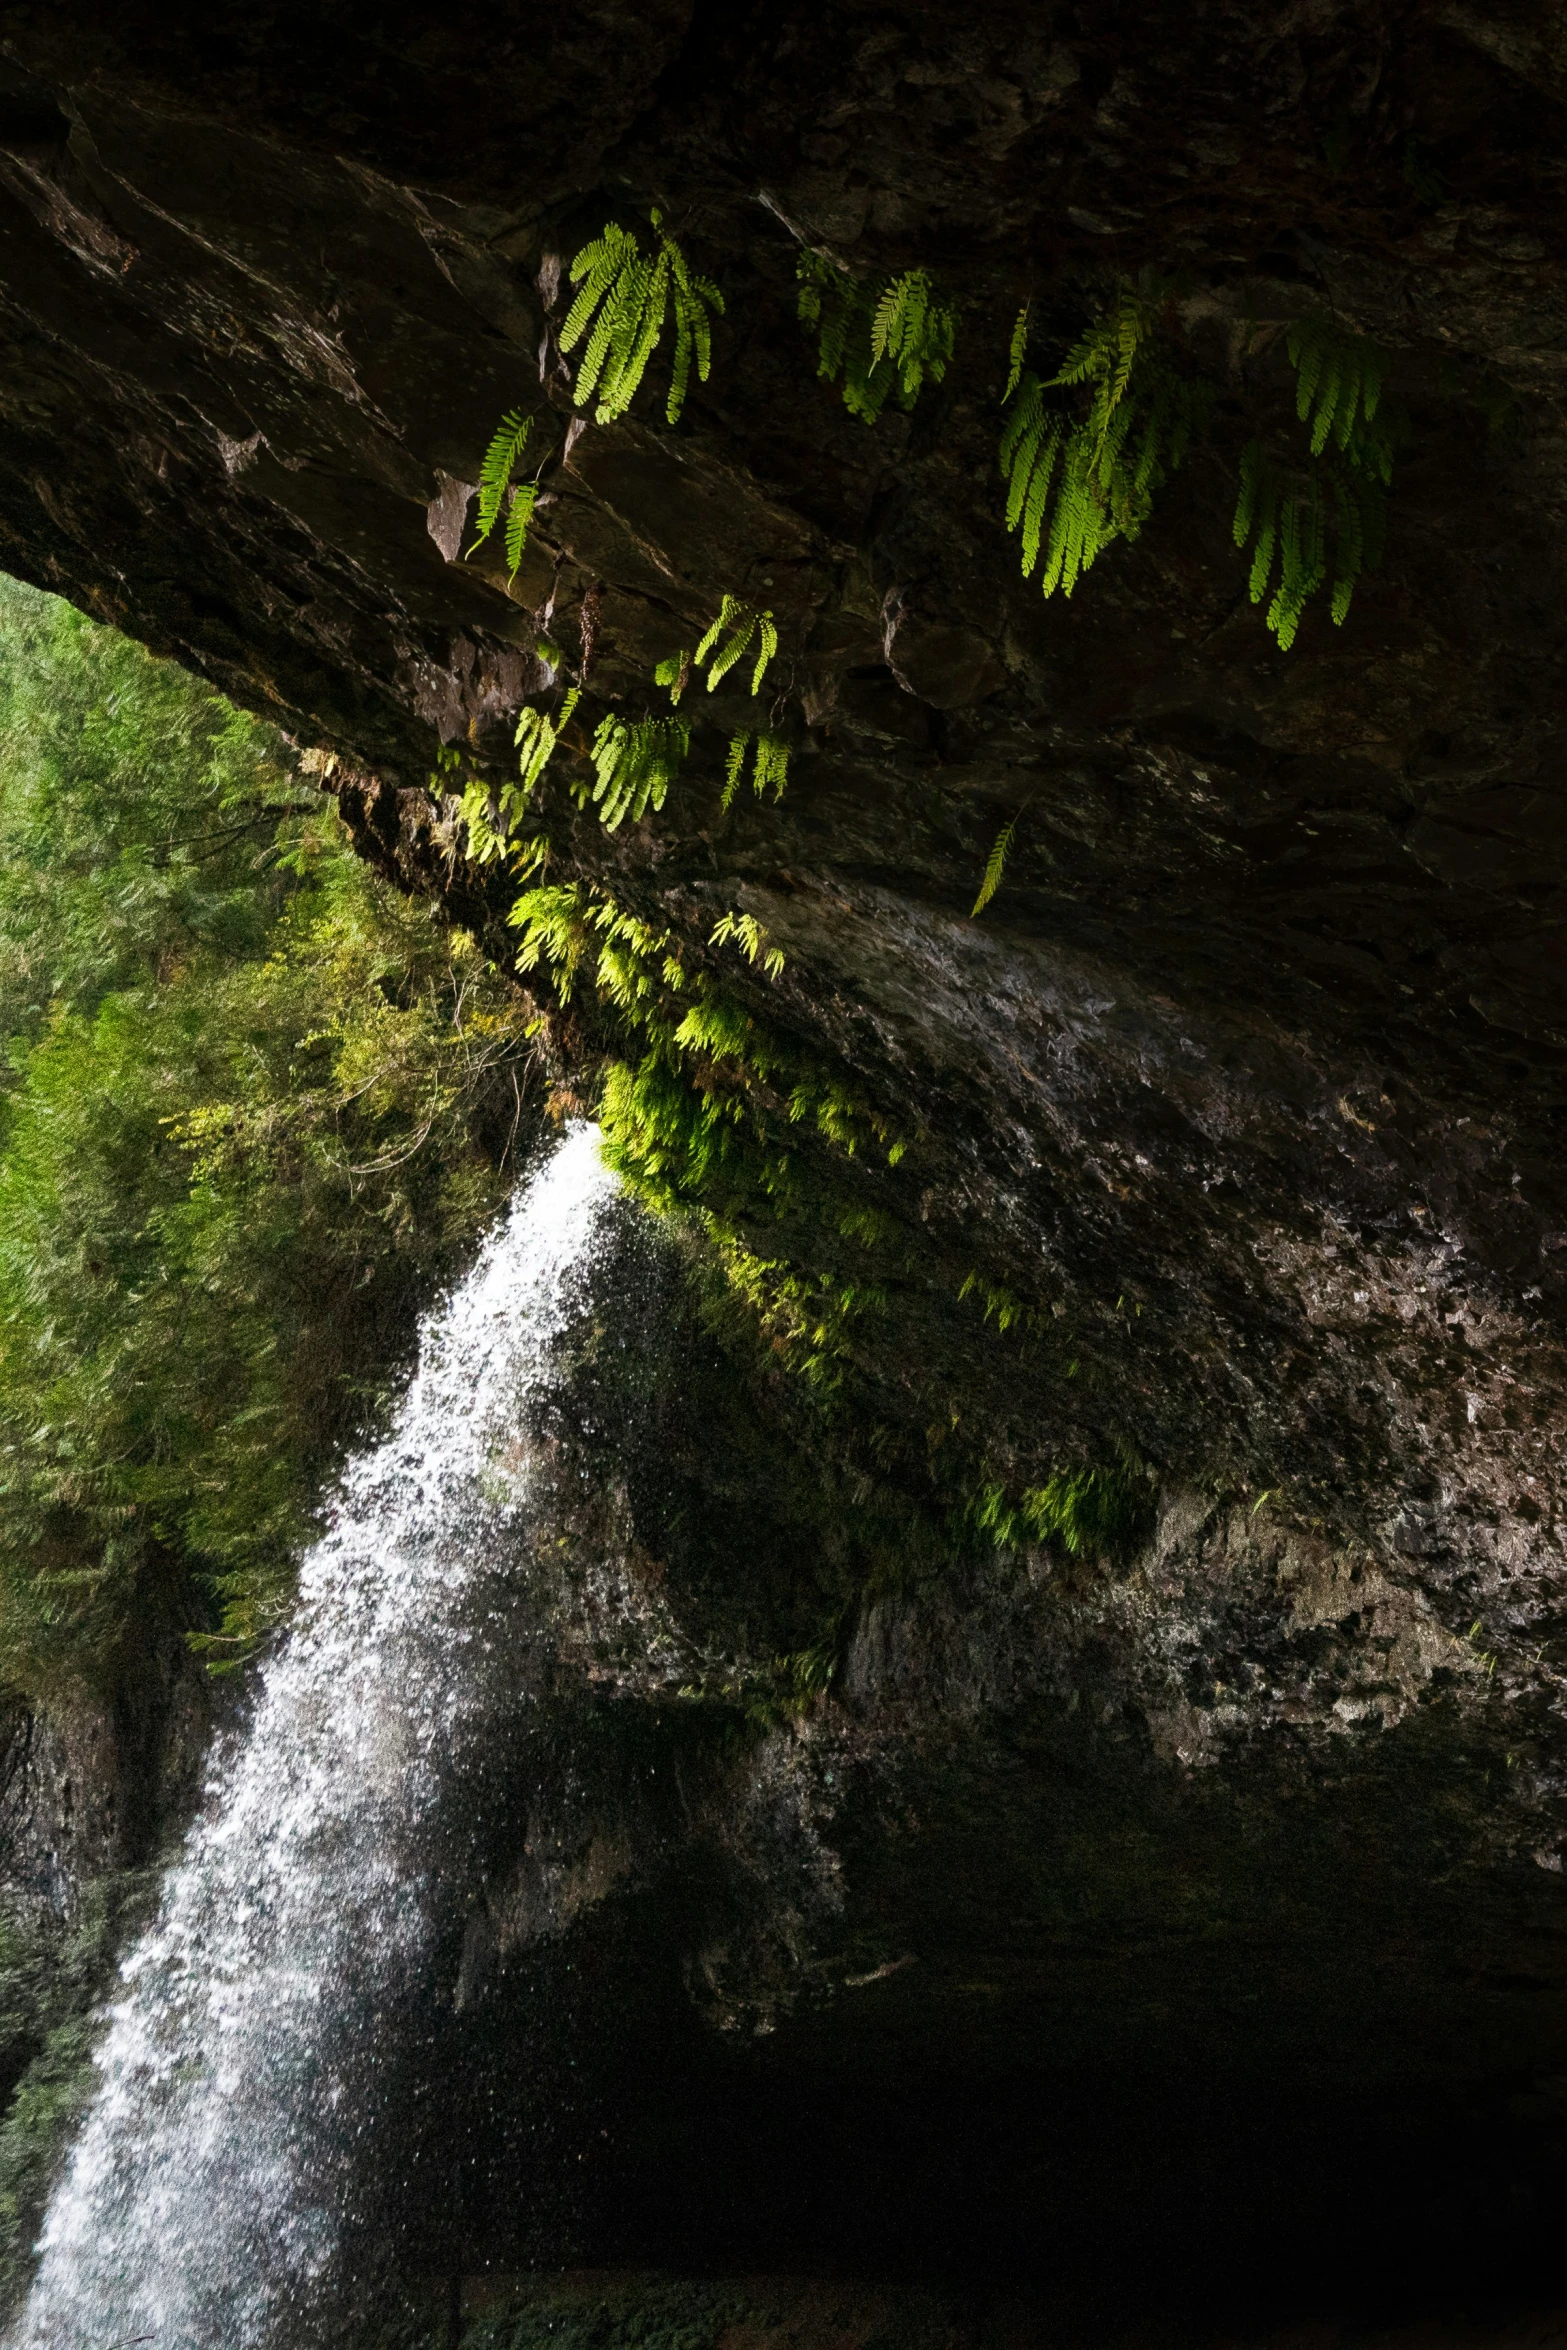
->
[15,1123,618,2350]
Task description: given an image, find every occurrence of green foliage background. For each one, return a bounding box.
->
[0,577,535,1692]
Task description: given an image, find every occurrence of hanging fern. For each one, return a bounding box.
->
[721,730,790,810]
[516,690,581,798]
[798,253,957,424]
[696,595,778,694]
[458,690,580,862]
[710,909,786,979]
[1005,302,1031,400]
[1286,316,1392,472]
[467,410,536,579]
[870,270,957,406]
[1231,444,1385,649]
[999,278,1209,599]
[1230,317,1395,649]
[586,713,691,830]
[972,815,1018,916]
[560,211,724,426]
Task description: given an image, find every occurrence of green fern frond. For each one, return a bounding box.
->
[710,909,785,976]
[1005,303,1031,400]
[972,816,1017,916]
[586,712,690,831]
[721,732,748,811]
[755,733,789,800]
[458,688,580,862]
[998,277,1208,603]
[1285,316,1393,476]
[654,648,692,704]
[868,269,956,405]
[798,252,956,424]
[561,211,724,426]
[695,595,778,695]
[516,687,580,797]
[720,729,791,811]
[1233,322,1393,657]
[468,411,534,572]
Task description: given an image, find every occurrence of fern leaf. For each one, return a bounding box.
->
[751,612,778,695]
[669,285,695,426]
[721,732,748,811]
[704,614,755,690]
[870,279,901,369]
[973,817,1017,916]
[503,484,536,580]
[1005,307,1029,404]
[1018,433,1060,575]
[755,733,789,798]
[561,228,632,351]
[563,216,722,428]
[1002,414,1044,530]
[1001,377,1045,499]
[468,411,531,556]
[1289,318,1325,423]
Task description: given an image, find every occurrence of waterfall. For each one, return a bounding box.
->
[13,1124,619,2350]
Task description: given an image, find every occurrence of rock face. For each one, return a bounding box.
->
[1,0,1567,2311]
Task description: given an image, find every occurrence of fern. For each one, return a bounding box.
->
[1231,318,1394,649]
[721,731,790,810]
[999,279,1208,599]
[560,211,724,426]
[1232,444,1385,648]
[586,713,690,831]
[695,595,778,695]
[457,690,579,862]
[869,269,957,405]
[467,410,535,578]
[710,910,786,979]
[972,815,1017,916]
[1287,316,1391,471]
[516,688,580,798]
[798,252,956,424]
[1005,303,1030,400]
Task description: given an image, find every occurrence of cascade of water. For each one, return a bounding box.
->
[13,1124,618,2350]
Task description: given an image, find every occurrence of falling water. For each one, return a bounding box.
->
[14,1124,619,2350]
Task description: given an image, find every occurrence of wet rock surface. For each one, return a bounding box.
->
[0,0,1566,2305]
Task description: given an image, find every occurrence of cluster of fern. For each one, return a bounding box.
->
[999,278,1211,601]
[560,210,724,426]
[796,255,957,423]
[1231,317,1394,648]
[457,193,1426,937]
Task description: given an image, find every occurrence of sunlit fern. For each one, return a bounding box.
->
[710,909,786,978]
[467,410,535,580]
[458,691,579,862]
[722,730,790,810]
[999,278,1209,599]
[972,814,1017,916]
[585,713,690,830]
[658,596,779,709]
[798,254,956,424]
[560,212,724,426]
[697,595,778,693]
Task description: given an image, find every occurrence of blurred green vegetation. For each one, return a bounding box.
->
[0,576,536,1692]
